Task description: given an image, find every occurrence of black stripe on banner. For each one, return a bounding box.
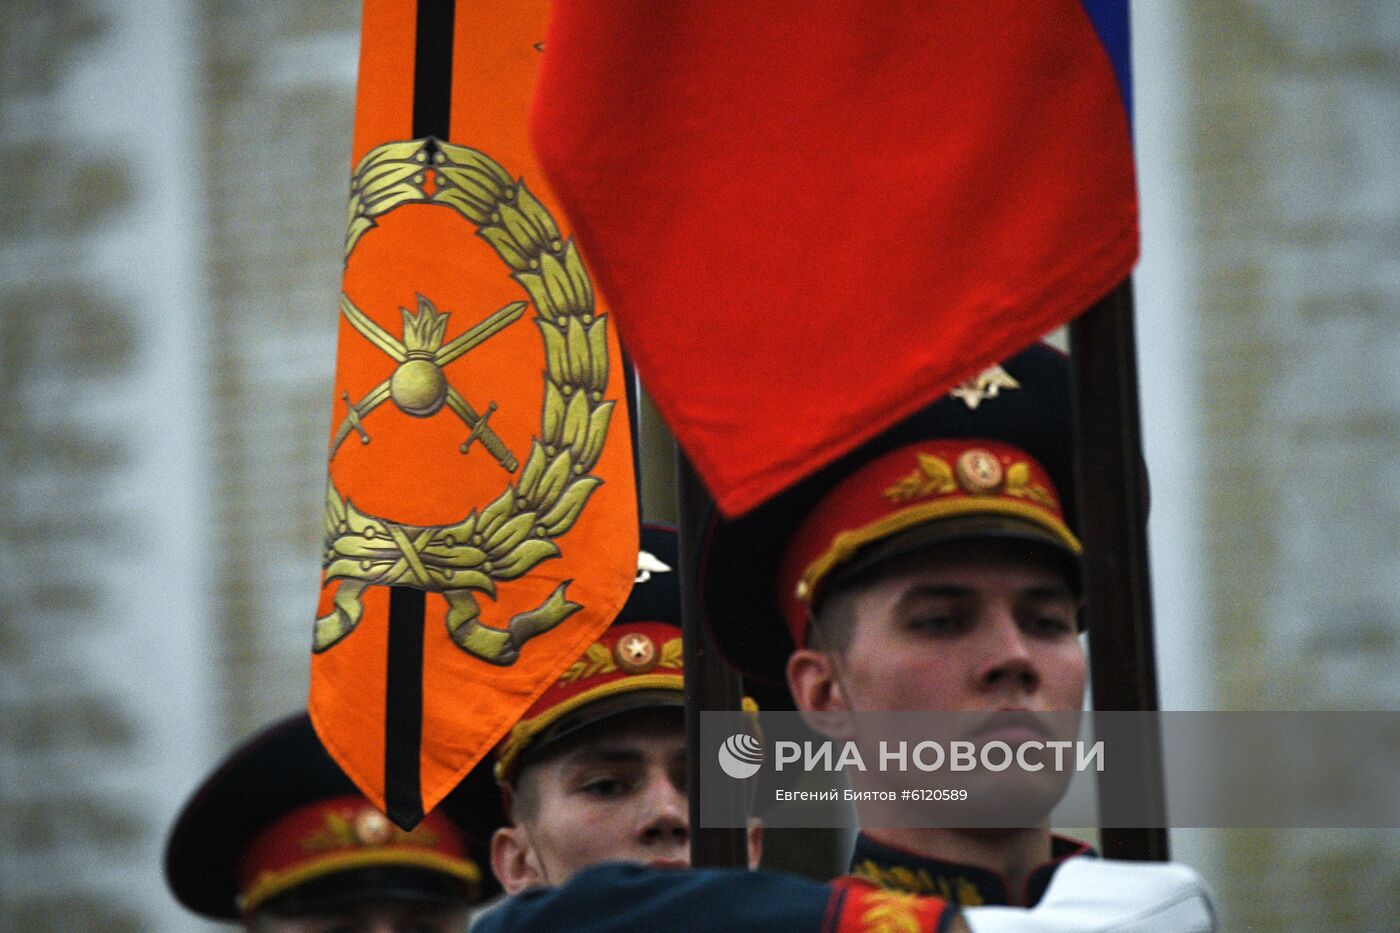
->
[383,0,456,833]
[385,585,427,828]
[413,0,455,140]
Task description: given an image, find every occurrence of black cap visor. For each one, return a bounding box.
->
[821,513,1082,609]
[515,689,685,775]
[256,865,477,918]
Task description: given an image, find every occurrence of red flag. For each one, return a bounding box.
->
[311,0,638,828]
[531,0,1136,516]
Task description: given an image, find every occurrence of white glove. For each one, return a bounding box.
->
[962,858,1216,932]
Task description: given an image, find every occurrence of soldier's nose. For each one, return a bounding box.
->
[639,775,689,846]
[977,610,1039,693]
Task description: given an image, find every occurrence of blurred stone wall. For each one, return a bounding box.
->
[1185,1,1400,929]
[0,0,231,930]
[197,0,358,739]
[0,0,356,930]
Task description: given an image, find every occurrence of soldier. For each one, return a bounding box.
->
[488,523,759,891]
[165,713,500,932]
[700,342,1154,907]
[480,524,962,930]
[470,500,1211,931]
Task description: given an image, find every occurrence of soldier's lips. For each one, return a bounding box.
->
[963,711,1058,746]
[647,858,690,871]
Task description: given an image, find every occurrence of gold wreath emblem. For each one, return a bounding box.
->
[314,138,614,666]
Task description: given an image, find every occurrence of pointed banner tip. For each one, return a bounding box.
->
[385,798,427,832]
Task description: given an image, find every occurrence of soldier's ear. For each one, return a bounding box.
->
[787,648,848,714]
[746,818,764,869]
[491,824,545,894]
[788,649,857,739]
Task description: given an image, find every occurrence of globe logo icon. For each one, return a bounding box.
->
[717,733,764,779]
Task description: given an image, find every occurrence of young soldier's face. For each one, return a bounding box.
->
[492,708,762,892]
[789,540,1085,716]
[491,709,759,890]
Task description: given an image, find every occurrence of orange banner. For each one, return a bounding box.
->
[310,0,638,827]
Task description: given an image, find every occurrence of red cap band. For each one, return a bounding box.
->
[778,438,1079,648]
[236,795,479,914]
[494,621,684,781]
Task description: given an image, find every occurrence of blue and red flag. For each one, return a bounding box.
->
[531,0,1136,516]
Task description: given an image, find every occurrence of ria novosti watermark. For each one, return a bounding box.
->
[717,732,764,779]
[700,711,1400,829]
[766,737,1104,774]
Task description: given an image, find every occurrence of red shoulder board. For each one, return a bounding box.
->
[826,875,958,933]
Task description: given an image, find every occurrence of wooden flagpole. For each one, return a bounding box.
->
[1069,279,1171,860]
[677,453,749,868]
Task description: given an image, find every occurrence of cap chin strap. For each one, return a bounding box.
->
[801,602,818,647]
[520,821,555,888]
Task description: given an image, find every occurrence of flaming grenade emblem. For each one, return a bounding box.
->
[316,137,616,665]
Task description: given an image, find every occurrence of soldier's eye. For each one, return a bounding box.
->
[906,614,962,635]
[1025,614,1074,637]
[580,777,630,798]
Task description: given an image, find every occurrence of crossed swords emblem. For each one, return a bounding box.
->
[330,293,524,471]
